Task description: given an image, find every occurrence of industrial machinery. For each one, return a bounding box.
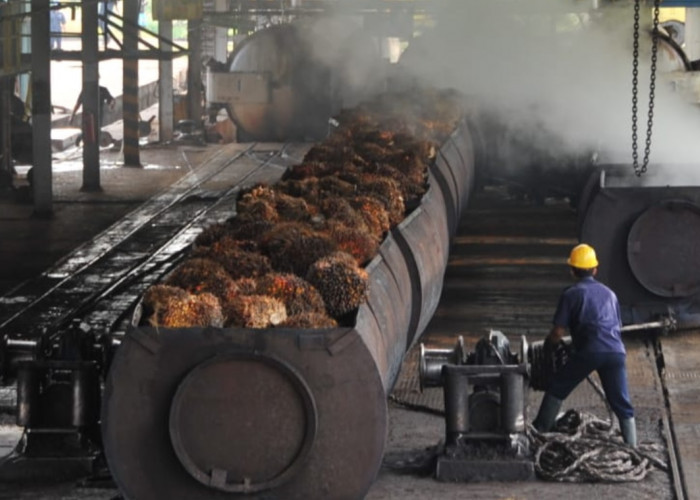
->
[98,118,476,499]
[418,331,571,482]
[0,103,477,495]
[3,2,697,496]
[578,165,700,324]
[205,19,384,142]
[419,331,533,482]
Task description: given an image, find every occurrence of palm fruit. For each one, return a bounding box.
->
[164,258,238,305]
[305,251,369,318]
[235,198,280,223]
[339,172,405,225]
[279,312,339,329]
[273,190,315,222]
[317,198,368,233]
[256,272,326,317]
[193,242,272,279]
[225,295,287,328]
[348,195,391,239]
[259,221,338,277]
[322,220,379,266]
[140,285,224,328]
[223,216,276,242]
[194,223,234,248]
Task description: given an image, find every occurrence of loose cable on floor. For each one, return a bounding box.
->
[528,375,669,483]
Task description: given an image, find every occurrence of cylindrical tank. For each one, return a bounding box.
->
[216,20,383,142]
[101,120,477,499]
[578,165,700,323]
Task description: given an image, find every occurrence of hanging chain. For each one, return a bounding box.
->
[631,0,660,177]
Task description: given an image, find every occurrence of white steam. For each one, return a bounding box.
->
[395,0,700,173]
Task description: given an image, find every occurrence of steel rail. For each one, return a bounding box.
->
[0,144,256,333]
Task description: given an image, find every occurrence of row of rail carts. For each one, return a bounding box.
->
[0,84,697,498]
[1,26,700,494]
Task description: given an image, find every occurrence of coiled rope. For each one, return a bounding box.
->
[529,377,668,482]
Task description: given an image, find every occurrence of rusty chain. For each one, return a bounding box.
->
[631,0,660,177]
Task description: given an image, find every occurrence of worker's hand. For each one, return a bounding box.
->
[544,335,560,348]
[543,336,556,357]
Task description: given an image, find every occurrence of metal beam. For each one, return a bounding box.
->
[49,49,188,61]
[187,18,203,127]
[30,0,53,214]
[122,0,141,167]
[159,20,174,142]
[0,78,13,189]
[80,0,101,191]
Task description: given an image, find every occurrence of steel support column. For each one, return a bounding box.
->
[80,0,101,192]
[122,0,141,167]
[158,20,174,142]
[31,0,53,213]
[187,18,203,125]
[0,78,12,189]
[214,0,228,62]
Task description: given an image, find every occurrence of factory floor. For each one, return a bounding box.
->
[0,140,683,499]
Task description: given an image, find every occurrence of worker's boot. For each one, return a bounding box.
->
[532,393,563,432]
[620,417,637,448]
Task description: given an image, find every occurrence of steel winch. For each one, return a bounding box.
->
[0,328,120,480]
[418,330,571,482]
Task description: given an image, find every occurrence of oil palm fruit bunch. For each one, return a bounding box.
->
[193,242,272,280]
[256,272,326,317]
[164,258,238,305]
[322,220,379,266]
[259,221,338,277]
[140,285,224,328]
[280,311,339,329]
[225,294,287,328]
[348,195,391,240]
[305,251,369,318]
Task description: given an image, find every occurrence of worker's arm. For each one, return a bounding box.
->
[546,325,566,346]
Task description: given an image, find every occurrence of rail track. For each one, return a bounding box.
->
[0,143,311,353]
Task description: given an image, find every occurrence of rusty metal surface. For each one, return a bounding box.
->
[627,200,700,298]
[103,327,387,500]
[579,167,700,323]
[102,125,476,498]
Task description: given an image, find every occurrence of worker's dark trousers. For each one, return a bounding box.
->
[546,351,634,420]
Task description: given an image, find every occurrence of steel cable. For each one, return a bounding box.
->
[529,408,668,482]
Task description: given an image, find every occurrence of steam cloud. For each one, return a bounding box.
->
[396,0,700,179]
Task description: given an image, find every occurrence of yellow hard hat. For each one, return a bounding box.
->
[567,243,599,269]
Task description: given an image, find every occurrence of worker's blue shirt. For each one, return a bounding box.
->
[553,276,625,354]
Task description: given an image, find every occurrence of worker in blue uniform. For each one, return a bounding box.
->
[532,243,637,447]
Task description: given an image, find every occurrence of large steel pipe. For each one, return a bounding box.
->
[102,121,476,498]
[208,20,383,142]
[578,166,700,323]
